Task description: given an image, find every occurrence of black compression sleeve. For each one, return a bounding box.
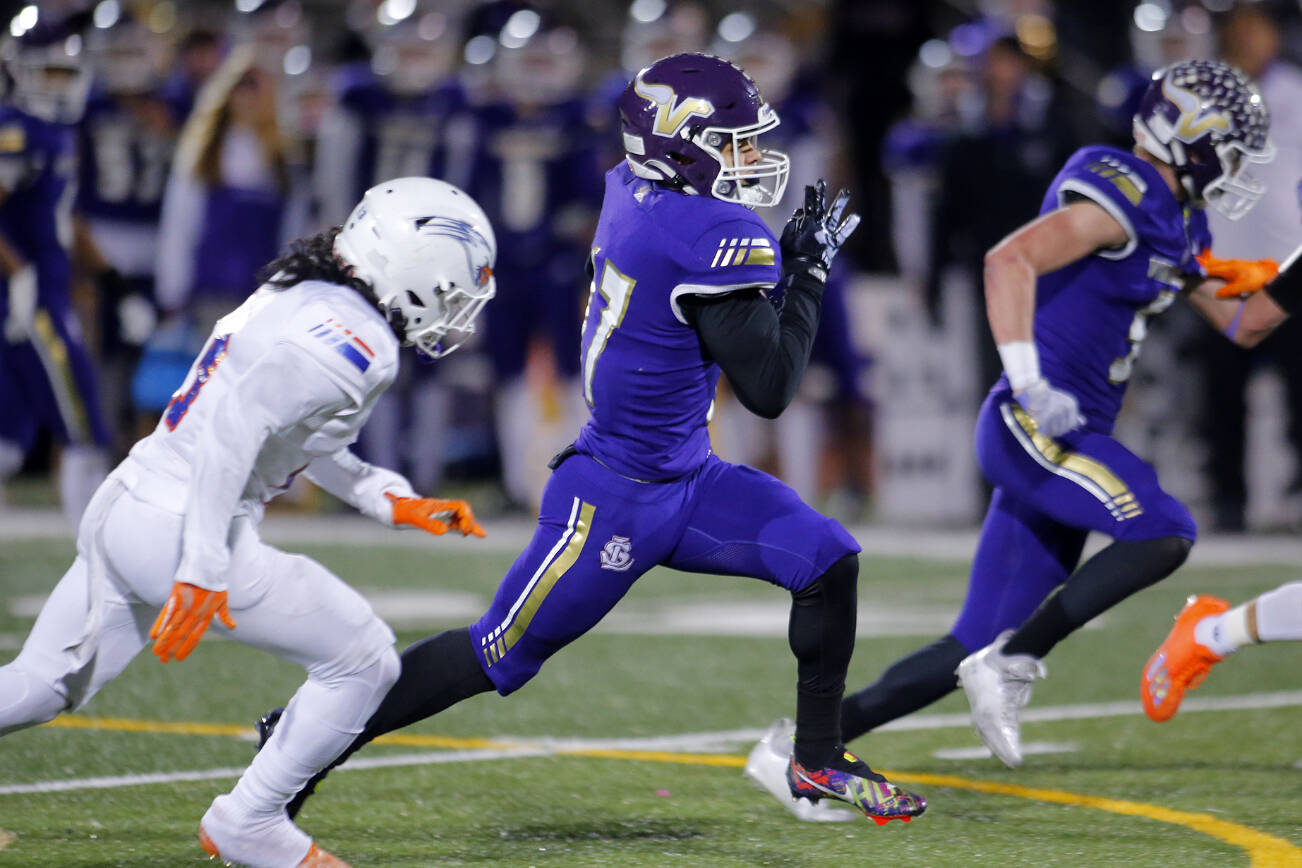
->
[680,271,825,419]
[1265,242,1302,316]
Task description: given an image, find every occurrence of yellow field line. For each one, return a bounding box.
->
[42,715,1302,866]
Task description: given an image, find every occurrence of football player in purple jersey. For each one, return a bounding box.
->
[0,14,116,525]
[758,61,1293,784]
[259,52,928,826]
[464,6,604,510]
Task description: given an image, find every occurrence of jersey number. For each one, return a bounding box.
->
[164,334,231,430]
[581,259,636,408]
[1109,290,1175,385]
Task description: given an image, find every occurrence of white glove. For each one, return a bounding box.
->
[3,265,37,343]
[117,294,158,345]
[1015,378,1085,438]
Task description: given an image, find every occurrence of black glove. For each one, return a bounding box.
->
[779,180,861,283]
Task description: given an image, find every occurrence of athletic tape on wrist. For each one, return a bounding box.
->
[997,341,1040,392]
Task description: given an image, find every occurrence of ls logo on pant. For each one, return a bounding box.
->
[600,535,635,572]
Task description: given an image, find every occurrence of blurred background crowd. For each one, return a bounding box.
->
[6,0,1302,532]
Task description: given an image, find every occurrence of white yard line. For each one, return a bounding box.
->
[5,689,1301,796]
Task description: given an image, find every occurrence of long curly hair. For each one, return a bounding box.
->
[259,228,404,339]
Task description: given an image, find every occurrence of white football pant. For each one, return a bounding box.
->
[0,478,399,823]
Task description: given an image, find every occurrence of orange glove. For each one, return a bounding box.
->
[386,492,486,538]
[1197,249,1279,299]
[150,582,236,663]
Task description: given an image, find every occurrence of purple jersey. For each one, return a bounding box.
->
[1012,145,1211,432]
[76,89,176,225]
[0,107,76,306]
[573,163,781,481]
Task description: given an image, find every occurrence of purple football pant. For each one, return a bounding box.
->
[951,388,1196,651]
[0,303,110,450]
[470,452,860,694]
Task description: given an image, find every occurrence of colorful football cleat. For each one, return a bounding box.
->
[786,748,927,825]
[1142,594,1229,722]
[744,718,857,822]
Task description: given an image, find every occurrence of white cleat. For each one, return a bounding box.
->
[200,794,349,868]
[743,718,857,823]
[956,631,1047,769]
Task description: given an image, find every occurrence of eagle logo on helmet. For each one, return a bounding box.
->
[476,264,493,288]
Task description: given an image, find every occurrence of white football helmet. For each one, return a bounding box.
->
[334,177,496,359]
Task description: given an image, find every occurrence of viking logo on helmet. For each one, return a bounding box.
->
[1161,78,1231,142]
[633,73,714,138]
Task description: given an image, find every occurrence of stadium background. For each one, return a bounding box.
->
[3,4,1302,866]
[7,0,1302,533]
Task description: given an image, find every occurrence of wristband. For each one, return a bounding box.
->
[998,340,1041,392]
[1264,242,1302,316]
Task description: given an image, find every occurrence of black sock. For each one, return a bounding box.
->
[361,627,494,739]
[286,628,493,819]
[788,554,857,769]
[840,635,966,742]
[1003,536,1192,658]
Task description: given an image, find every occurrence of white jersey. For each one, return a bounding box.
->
[121,279,413,591]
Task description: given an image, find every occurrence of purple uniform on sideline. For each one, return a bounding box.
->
[0,106,109,449]
[465,98,603,381]
[952,145,1204,651]
[469,162,860,694]
[76,88,175,226]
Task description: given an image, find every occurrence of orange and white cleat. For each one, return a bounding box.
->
[1141,595,1229,722]
[199,795,350,868]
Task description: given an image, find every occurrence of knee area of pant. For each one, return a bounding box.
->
[375,645,401,692]
[1123,500,1197,546]
[793,554,858,605]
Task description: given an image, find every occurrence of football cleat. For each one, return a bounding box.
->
[200,795,349,867]
[786,747,927,825]
[956,631,1047,769]
[1141,595,1229,722]
[743,718,857,822]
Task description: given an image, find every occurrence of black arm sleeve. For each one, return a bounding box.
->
[680,271,825,420]
[1265,242,1302,316]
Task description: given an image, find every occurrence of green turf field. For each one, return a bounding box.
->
[1,534,1300,866]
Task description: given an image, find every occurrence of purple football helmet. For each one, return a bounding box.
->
[1133,59,1273,221]
[618,52,789,208]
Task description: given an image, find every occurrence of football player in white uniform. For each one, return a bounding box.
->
[0,177,496,868]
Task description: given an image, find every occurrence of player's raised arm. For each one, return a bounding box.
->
[983,200,1130,437]
[683,181,858,419]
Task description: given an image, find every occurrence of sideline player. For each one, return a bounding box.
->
[748,59,1291,796]
[262,52,927,825]
[1142,581,1302,721]
[0,177,494,868]
[0,17,114,524]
